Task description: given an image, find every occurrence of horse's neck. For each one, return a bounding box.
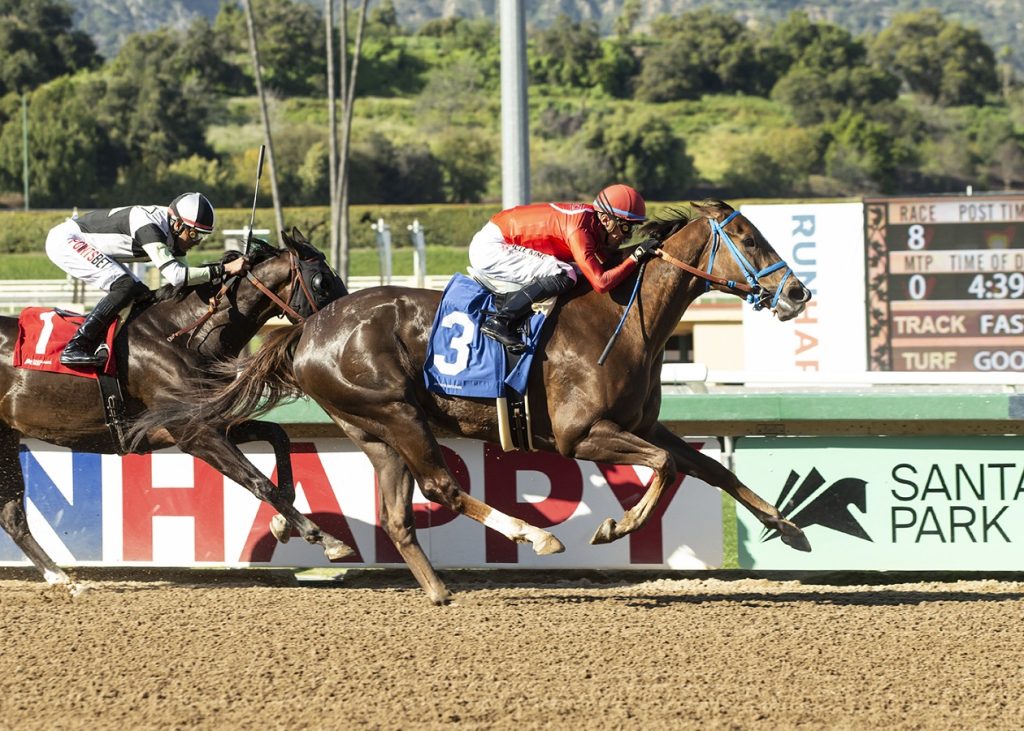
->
[631,226,709,353]
[148,283,279,358]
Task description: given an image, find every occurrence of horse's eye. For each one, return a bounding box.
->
[311,273,325,293]
[742,235,756,249]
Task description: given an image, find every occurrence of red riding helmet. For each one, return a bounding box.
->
[168,192,216,234]
[593,184,646,222]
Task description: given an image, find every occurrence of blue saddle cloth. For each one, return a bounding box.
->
[423,273,546,398]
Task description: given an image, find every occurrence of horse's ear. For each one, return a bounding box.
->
[280,229,296,250]
[290,226,307,244]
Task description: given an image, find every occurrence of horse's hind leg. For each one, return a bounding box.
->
[342,425,451,605]
[647,422,810,552]
[228,420,296,544]
[341,404,564,557]
[0,429,77,590]
[174,426,355,560]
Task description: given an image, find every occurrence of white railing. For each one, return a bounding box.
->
[0,274,456,313]
[661,363,1024,393]
[0,279,103,312]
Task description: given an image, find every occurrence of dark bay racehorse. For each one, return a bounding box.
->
[0,228,351,593]
[146,201,813,604]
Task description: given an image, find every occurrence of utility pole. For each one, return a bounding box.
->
[21,94,29,210]
[500,0,530,208]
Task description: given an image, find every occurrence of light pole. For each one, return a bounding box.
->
[500,0,530,208]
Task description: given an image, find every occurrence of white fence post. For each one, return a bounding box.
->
[408,219,426,288]
[372,218,392,285]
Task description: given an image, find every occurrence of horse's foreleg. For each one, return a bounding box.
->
[343,405,564,558]
[174,427,355,561]
[0,430,81,593]
[646,422,810,552]
[342,425,451,605]
[227,420,295,544]
[571,419,676,544]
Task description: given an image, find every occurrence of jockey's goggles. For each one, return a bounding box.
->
[180,225,207,243]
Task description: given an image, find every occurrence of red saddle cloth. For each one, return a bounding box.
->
[13,307,118,378]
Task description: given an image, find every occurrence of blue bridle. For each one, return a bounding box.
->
[704,210,794,310]
[598,210,796,365]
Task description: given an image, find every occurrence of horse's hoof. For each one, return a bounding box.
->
[270,514,290,544]
[533,532,565,556]
[324,540,356,561]
[779,521,812,552]
[428,589,453,606]
[590,518,617,545]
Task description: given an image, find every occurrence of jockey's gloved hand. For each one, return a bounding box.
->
[223,255,250,277]
[630,238,663,264]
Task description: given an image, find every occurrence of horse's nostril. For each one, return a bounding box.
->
[788,282,811,303]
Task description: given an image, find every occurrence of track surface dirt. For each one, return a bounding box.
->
[1,569,1022,729]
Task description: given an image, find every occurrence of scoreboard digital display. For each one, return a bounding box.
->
[865,195,1024,372]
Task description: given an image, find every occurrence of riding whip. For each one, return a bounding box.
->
[244,144,266,258]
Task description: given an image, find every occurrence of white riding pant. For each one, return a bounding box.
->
[45,220,139,292]
[468,222,578,290]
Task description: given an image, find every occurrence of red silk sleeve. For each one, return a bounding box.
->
[568,230,638,293]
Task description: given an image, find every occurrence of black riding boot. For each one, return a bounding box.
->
[60,275,147,367]
[480,274,575,353]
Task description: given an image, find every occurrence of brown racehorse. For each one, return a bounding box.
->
[0,229,351,593]
[142,201,813,604]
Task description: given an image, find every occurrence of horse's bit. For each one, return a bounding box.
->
[167,249,318,346]
[654,210,794,310]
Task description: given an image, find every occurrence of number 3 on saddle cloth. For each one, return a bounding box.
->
[13,307,118,378]
[424,273,548,399]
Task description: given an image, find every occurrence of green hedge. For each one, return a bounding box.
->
[0,203,503,255]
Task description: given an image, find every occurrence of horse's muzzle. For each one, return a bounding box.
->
[773,281,812,321]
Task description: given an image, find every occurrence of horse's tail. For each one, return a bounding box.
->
[127,323,306,451]
[195,322,306,429]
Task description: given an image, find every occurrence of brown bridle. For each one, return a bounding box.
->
[167,249,320,347]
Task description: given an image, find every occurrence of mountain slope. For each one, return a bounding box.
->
[67,0,1023,74]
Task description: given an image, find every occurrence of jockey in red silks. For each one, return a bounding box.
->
[468,183,661,352]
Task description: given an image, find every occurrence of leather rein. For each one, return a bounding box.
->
[167,249,319,347]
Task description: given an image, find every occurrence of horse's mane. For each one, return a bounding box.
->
[638,207,693,242]
[637,199,733,242]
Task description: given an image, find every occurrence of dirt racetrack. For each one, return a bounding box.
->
[1,568,1022,730]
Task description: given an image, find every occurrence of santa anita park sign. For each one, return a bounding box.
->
[735,436,1024,570]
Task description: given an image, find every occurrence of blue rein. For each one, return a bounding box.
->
[706,210,793,310]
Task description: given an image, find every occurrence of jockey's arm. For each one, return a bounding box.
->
[568,231,638,294]
[141,242,224,288]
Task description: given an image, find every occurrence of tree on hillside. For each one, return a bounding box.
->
[869,9,998,106]
[770,12,899,125]
[530,15,603,88]
[583,111,694,200]
[0,0,100,96]
[216,0,327,96]
[96,22,223,175]
[416,16,499,90]
[635,9,778,102]
[0,77,115,206]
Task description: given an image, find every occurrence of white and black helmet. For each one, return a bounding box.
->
[168,192,216,234]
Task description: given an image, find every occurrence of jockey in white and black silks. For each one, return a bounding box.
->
[45,192,249,367]
[469,183,661,351]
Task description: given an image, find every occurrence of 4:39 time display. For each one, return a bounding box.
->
[967,272,1024,299]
